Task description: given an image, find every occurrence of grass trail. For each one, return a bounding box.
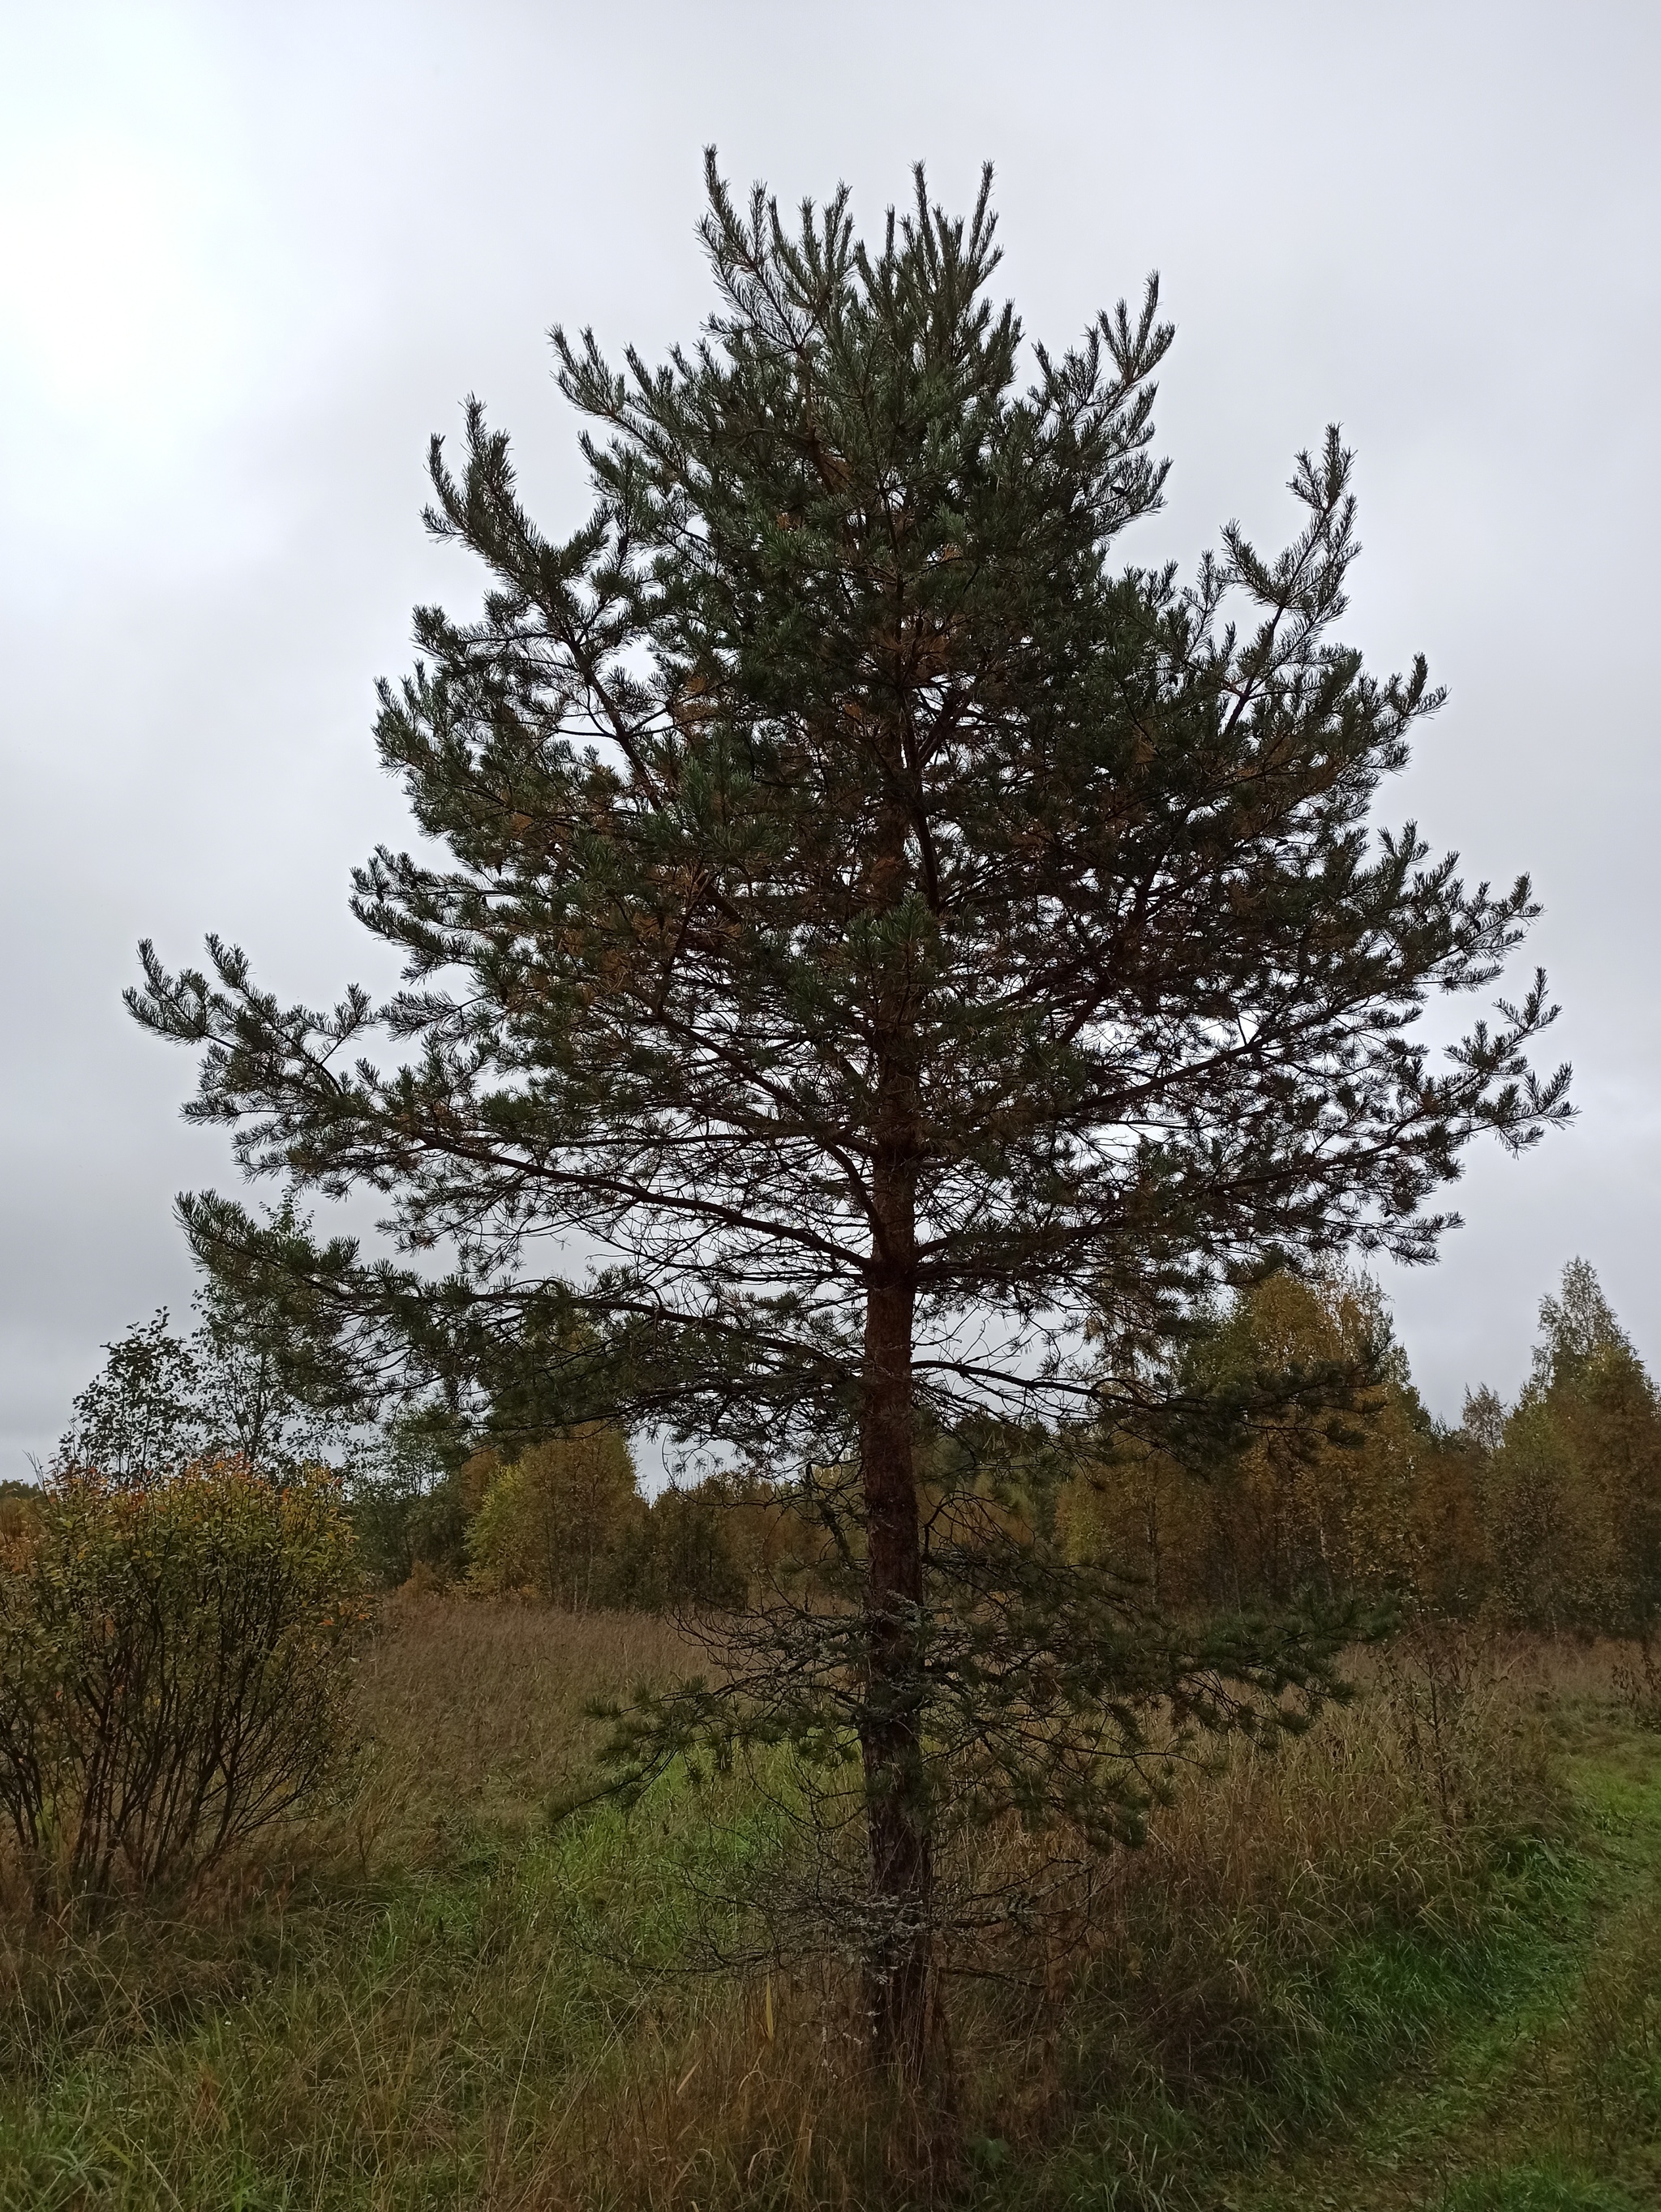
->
[1230,1723,1661,2212]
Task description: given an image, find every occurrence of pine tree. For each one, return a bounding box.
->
[131,157,1569,2084]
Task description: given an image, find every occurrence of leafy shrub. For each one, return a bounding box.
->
[0,1459,367,1904]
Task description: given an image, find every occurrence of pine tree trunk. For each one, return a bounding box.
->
[855,742,938,2086]
[858,1193,934,2083]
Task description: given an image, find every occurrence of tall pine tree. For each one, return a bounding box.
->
[131,158,1569,2081]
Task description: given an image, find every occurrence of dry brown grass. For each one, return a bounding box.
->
[489,1623,1578,2210]
[349,1589,697,1853]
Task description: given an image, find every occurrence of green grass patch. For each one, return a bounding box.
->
[1439,2167,1646,2212]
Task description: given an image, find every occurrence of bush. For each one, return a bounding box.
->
[0,1460,367,1905]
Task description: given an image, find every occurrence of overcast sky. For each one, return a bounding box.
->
[2,0,1658,1471]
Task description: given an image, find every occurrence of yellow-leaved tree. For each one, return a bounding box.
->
[1474,1260,1661,1633]
[466,1425,642,1607]
[1063,1271,1479,1614]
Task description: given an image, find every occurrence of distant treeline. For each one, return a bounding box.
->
[28,1255,1659,1638]
[347,1258,1661,1637]
[1065,1260,1661,1635]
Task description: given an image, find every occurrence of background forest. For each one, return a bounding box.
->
[28,1250,1659,1644]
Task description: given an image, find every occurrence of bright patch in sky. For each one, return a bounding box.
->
[0,139,218,416]
[0,11,264,547]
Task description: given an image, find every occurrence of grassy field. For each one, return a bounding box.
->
[1,1597,1657,2210]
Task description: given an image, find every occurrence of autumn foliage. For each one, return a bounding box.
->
[1062,1262,1661,1638]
